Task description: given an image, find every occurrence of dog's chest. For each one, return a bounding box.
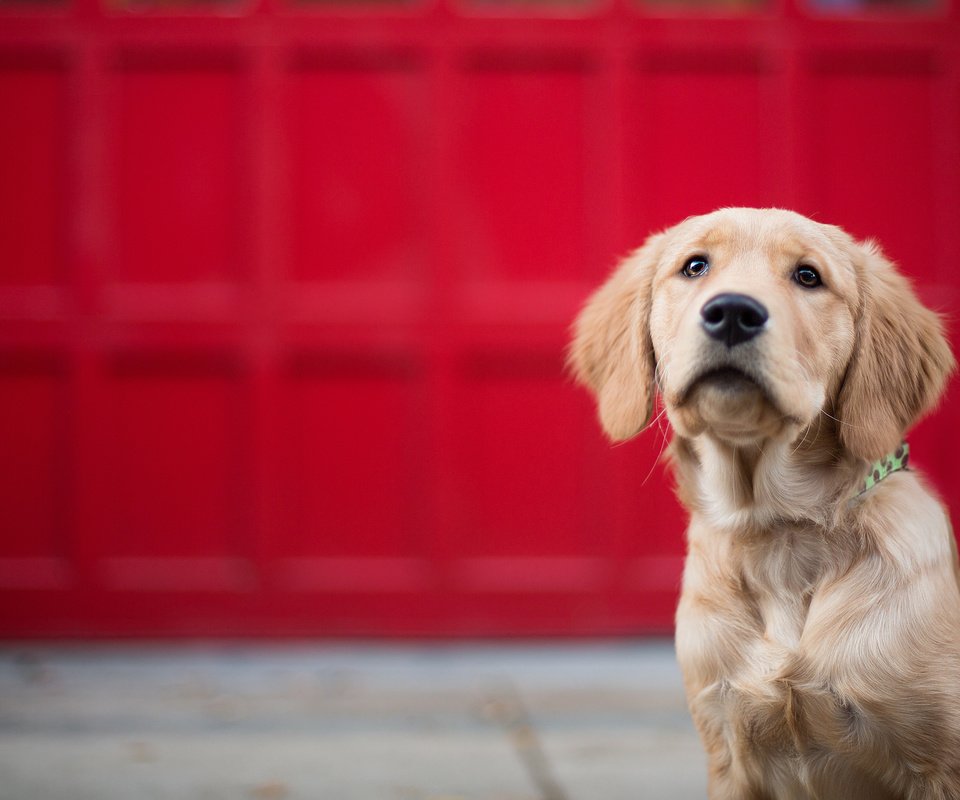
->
[742,528,828,648]
[679,527,841,761]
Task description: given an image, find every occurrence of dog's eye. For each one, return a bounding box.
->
[682,257,709,278]
[794,265,822,288]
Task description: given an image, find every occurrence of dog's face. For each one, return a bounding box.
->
[570,208,953,460]
[648,210,858,445]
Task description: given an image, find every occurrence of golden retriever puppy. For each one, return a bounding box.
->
[570,208,960,799]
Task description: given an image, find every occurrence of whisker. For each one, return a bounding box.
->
[814,404,824,441]
[819,408,867,431]
[641,422,671,487]
[638,403,668,435]
[790,425,810,456]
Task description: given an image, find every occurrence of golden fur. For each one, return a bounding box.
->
[570,208,960,799]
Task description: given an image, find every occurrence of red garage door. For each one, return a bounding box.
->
[1,0,958,637]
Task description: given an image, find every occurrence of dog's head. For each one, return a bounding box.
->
[569,208,954,460]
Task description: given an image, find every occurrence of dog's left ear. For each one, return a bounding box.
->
[836,239,955,461]
[568,234,664,442]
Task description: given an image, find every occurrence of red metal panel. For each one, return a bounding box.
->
[274,357,426,564]
[453,354,595,561]
[89,356,249,591]
[0,59,65,285]
[627,57,784,236]
[0,0,958,637]
[288,55,427,283]
[97,360,242,556]
[454,55,593,281]
[0,359,68,586]
[115,59,242,285]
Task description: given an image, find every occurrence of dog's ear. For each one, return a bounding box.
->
[835,239,954,461]
[568,234,663,442]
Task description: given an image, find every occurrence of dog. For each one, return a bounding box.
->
[570,208,960,799]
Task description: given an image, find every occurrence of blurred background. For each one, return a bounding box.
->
[1,0,958,640]
[1,0,959,797]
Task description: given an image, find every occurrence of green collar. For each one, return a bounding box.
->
[852,442,910,499]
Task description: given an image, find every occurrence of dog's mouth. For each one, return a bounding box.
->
[671,364,797,440]
[680,366,767,403]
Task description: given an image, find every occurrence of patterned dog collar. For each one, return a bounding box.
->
[852,442,910,499]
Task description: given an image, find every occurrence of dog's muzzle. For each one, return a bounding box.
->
[701,293,768,348]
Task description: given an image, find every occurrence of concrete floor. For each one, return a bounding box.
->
[0,641,707,800]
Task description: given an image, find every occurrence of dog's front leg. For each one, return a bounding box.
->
[685,681,773,800]
[707,772,773,800]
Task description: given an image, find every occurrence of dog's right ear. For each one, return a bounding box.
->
[834,239,955,461]
[568,234,663,442]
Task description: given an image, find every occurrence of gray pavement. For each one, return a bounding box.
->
[0,641,707,800]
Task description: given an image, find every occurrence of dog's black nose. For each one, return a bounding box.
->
[700,293,768,347]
